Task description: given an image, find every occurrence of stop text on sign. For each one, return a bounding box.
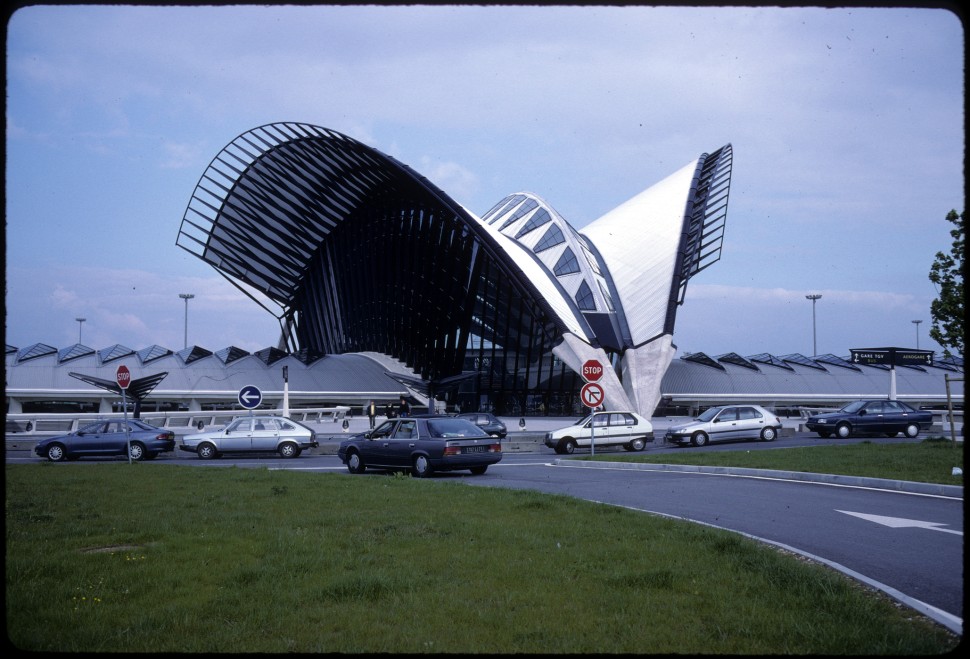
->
[116,365,131,390]
[582,359,604,382]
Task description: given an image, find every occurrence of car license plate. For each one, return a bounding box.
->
[463,445,487,453]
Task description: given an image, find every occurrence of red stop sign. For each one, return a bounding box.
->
[582,359,604,382]
[116,365,131,390]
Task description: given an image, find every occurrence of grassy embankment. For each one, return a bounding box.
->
[5,441,961,653]
[588,437,964,486]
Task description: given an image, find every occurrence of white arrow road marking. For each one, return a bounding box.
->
[837,510,963,536]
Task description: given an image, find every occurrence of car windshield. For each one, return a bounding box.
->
[696,407,723,422]
[839,401,866,413]
[427,418,488,438]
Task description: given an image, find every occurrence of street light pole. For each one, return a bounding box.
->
[179,294,195,348]
[912,319,922,349]
[75,317,86,344]
[805,294,822,356]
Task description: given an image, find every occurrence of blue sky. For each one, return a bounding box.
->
[5,4,964,359]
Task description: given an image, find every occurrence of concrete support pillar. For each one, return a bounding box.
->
[618,335,676,417]
[553,333,634,412]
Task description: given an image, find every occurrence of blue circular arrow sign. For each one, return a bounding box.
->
[238,385,262,409]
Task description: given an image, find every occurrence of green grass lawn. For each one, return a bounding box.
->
[5,453,959,653]
[591,436,964,486]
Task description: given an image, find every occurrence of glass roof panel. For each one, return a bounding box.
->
[138,345,173,364]
[98,344,135,364]
[18,343,57,362]
[748,353,794,371]
[58,344,95,363]
[780,353,827,371]
[716,352,759,370]
[683,352,725,371]
[177,346,213,365]
[215,346,251,365]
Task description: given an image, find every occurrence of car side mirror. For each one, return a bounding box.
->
[859,409,867,416]
[225,429,231,434]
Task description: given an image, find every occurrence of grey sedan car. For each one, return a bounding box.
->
[665,404,782,447]
[180,415,318,459]
[455,412,507,438]
[338,416,502,477]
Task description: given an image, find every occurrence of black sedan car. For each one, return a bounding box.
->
[338,416,502,477]
[455,412,507,438]
[805,400,933,439]
[34,419,176,462]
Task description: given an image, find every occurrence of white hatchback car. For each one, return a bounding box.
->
[180,415,318,459]
[544,411,654,454]
[664,405,782,447]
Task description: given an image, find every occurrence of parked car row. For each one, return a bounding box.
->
[30,400,933,466]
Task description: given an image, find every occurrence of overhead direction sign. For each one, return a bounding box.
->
[238,385,263,410]
[580,382,605,409]
[116,365,131,390]
[582,359,604,382]
[850,347,933,367]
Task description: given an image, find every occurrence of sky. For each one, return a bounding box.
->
[4,4,965,360]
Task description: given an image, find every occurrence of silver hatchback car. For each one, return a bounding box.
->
[180,415,318,459]
[664,405,782,447]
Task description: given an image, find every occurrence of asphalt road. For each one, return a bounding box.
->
[6,429,963,635]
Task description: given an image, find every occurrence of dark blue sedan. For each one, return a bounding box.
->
[338,416,502,477]
[805,400,933,439]
[34,419,176,462]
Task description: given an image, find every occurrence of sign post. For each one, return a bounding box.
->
[581,359,604,455]
[116,365,132,464]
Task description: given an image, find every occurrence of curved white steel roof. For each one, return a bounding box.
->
[581,158,699,346]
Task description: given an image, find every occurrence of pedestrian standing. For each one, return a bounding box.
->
[367,400,376,429]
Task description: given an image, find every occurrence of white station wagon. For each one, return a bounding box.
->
[545,411,654,454]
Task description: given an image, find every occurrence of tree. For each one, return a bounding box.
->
[928,209,964,357]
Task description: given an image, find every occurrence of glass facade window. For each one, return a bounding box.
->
[534,224,565,253]
[575,281,596,311]
[553,248,580,276]
[499,198,538,231]
[515,208,552,239]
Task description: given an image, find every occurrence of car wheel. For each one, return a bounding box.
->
[470,465,488,475]
[46,444,67,462]
[278,442,299,458]
[412,455,433,478]
[630,437,646,451]
[129,442,146,461]
[904,423,920,438]
[836,423,852,439]
[563,438,577,454]
[197,442,218,460]
[690,431,708,447]
[760,427,777,442]
[346,450,366,474]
